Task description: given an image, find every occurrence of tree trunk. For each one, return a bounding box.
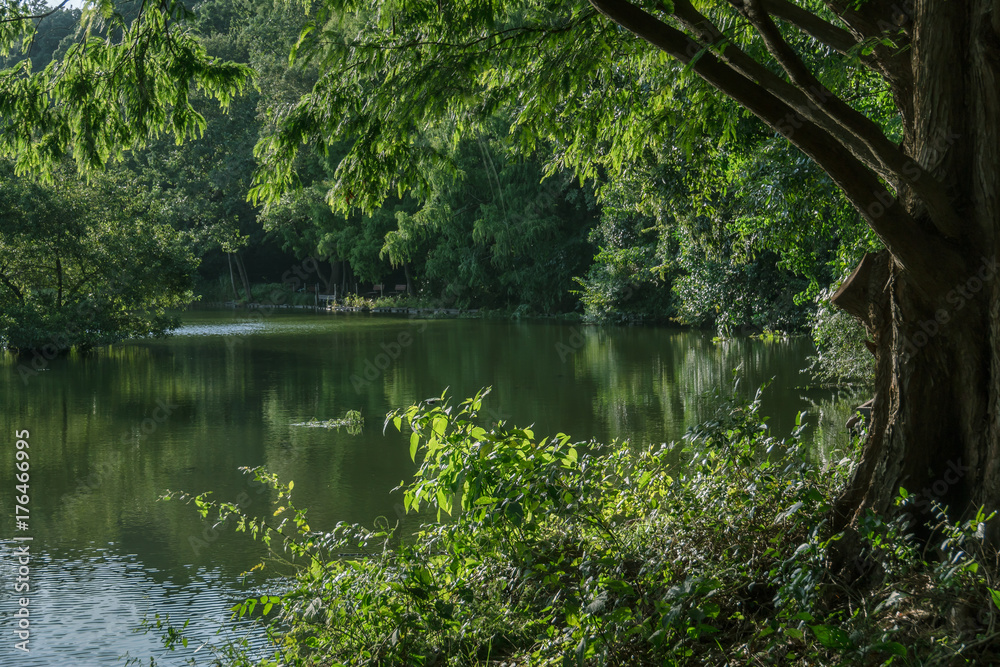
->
[585,0,1000,542]
[828,0,1000,541]
[832,249,999,540]
[227,253,240,301]
[234,251,253,304]
[55,254,63,310]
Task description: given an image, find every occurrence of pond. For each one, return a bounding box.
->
[0,309,861,665]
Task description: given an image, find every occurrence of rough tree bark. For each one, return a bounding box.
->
[589,0,1000,540]
[830,0,1000,536]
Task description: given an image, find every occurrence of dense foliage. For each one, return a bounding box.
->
[807,288,877,387]
[0,160,199,353]
[0,0,251,350]
[160,388,1000,665]
[0,0,250,176]
[247,0,881,330]
[0,0,883,350]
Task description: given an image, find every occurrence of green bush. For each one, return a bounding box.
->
[807,287,875,388]
[155,387,1000,666]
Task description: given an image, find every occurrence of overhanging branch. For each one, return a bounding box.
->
[762,0,856,53]
[0,1,71,24]
[737,0,962,239]
[821,0,915,113]
[588,0,962,288]
[670,0,886,175]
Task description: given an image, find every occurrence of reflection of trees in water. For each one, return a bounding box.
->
[575,330,849,451]
[801,389,870,464]
[0,317,857,579]
[574,331,733,444]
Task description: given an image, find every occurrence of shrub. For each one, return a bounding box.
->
[807,287,875,388]
[154,386,1000,666]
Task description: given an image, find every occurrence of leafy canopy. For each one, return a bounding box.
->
[0,0,252,178]
[0,160,199,353]
[250,0,892,219]
[251,0,691,212]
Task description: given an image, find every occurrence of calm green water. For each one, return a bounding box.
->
[0,310,857,665]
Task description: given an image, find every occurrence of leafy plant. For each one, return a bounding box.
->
[807,286,876,388]
[154,386,999,666]
[292,410,364,435]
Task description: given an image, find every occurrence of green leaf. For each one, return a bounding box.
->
[775,501,804,522]
[809,624,853,649]
[989,588,1000,611]
[409,432,420,461]
[870,641,907,657]
[575,636,587,663]
[436,489,451,515]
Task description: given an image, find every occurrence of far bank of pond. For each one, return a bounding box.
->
[0,310,862,666]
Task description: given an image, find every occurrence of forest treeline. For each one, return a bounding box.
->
[2,0,874,369]
[8,2,1000,664]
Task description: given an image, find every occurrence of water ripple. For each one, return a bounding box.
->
[0,542,274,667]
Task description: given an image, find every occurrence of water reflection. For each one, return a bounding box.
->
[0,541,271,667]
[0,311,855,664]
[172,321,268,337]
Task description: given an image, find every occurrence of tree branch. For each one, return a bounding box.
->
[821,0,915,118]
[0,265,24,304]
[63,268,100,303]
[762,0,856,53]
[588,0,963,288]
[666,0,959,240]
[766,0,913,109]
[0,0,71,24]
[823,0,910,42]
[736,0,962,239]
[670,0,885,175]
